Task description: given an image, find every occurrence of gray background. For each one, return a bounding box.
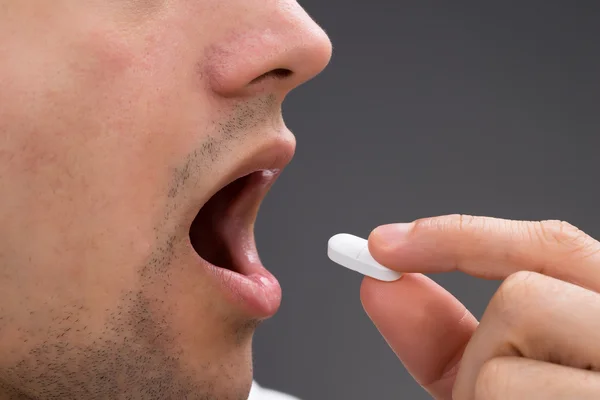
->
[253,2,600,399]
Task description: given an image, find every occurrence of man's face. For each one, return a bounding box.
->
[0,1,331,398]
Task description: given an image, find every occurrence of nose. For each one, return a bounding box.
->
[205,1,332,98]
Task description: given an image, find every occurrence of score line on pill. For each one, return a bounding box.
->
[327,233,402,282]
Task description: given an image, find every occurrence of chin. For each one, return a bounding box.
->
[202,337,256,400]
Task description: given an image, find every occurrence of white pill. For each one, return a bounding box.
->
[327,233,402,282]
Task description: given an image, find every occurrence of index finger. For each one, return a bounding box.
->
[368,215,600,292]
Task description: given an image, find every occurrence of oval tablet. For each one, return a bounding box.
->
[327,233,402,282]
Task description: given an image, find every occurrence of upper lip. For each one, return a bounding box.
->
[202,133,295,209]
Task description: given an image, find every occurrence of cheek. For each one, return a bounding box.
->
[0,22,209,300]
[0,8,225,314]
[15,23,205,208]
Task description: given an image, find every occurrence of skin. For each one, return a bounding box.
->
[0,1,331,399]
[364,215,600,399]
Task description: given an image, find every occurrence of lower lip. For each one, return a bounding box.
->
[207,264,282,319]
[203,170,283,319]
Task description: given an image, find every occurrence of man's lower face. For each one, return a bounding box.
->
[0,124,293,400]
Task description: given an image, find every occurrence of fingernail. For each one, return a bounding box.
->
[372,223,413,247]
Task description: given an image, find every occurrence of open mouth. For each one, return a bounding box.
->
[189,171,270,274]
[188,169,283,317]
[189,170,278,275]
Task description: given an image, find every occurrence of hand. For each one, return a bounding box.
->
[361,215,600,400]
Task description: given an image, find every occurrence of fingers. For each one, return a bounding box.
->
[366,215,600,399]
[452,271,600,400]
[473,357,600,400]
[368,215,600,291]
[360,273,478,400]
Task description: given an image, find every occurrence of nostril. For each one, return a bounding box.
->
[249,68,293,85]
[270,68,293,79]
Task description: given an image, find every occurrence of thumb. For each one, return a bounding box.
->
[360,274,478,400]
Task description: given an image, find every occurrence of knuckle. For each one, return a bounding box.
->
[533,220,600,259]
[488,271,543,325]
[537,220,581,245]
[474,359,507,400]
